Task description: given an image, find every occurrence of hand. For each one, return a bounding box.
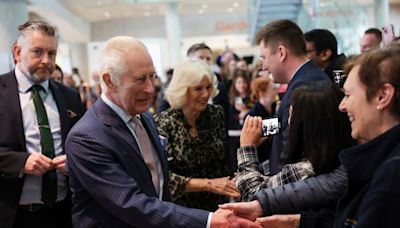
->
[211,208,262,228]
[219,200,263,221]
[256,214,301,228]
[207,177,241,198]
[240,116,262,147]
[24,153,53,176]
[52,155,68,176]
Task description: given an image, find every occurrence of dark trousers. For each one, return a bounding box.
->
[13,199,72,228]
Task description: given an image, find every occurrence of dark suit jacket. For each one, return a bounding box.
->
[269,61,330,174]
[66,98,209,228]
[0,70,84,228]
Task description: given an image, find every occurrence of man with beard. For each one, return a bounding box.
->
[0,20,84,228]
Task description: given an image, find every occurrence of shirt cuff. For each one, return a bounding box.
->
[206,212,213,228]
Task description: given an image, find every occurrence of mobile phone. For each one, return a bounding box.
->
[382,24,395,46]
[333,70,346,89]
[261,117,280,137]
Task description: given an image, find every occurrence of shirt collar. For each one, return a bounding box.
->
[101,93,135,124]
[15,66,49,93]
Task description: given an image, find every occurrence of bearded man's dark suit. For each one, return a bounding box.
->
[0,70,84,228]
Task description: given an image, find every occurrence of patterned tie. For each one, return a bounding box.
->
[131,116,160,195]
[30,85,57,205]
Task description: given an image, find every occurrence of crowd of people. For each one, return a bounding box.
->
[1,18,400,228]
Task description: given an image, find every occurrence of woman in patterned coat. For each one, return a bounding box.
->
[155,58,240,211]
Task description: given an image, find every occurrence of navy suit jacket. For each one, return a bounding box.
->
[0,70,84,228]
[269,61,330,174]
[66,98,209,228]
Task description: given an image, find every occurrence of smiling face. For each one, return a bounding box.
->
[259,40,284,83]
[185,76,212,114]
[339,64,380,143]
[15,31,58,83]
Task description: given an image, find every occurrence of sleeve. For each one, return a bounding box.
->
[66,128,209,228]
[0,148,30,180]
[236,146,266,202]
[266,160,315,188]
[255,165,347,216]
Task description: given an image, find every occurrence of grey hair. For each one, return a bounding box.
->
[17,20,58,45]
[98,36,146,92]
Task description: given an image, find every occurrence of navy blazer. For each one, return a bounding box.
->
[0,70,84,228]
[269,61,330,174]
[66,98,209,228]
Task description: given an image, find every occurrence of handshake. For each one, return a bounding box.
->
[211,200,300,228]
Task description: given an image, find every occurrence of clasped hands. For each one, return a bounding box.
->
[24,154,68,176]
[214,201,300,228]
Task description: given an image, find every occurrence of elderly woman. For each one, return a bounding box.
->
[155,58,239,211]
[222,47,400,228]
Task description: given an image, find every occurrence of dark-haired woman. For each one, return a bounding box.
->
[236,80,353,202]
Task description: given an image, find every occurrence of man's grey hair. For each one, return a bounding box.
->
[17,20,58,45]
[98,36,147,92]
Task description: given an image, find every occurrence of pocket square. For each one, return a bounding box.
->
[67,110,78,118]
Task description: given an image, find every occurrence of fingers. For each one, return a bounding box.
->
[236,217,263,228]
[24,153,53,176]
[52,154,66,166]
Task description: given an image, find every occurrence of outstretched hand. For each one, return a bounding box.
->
[218,200,263,222]
[255,214,300,228]
[211,208,262,228]
[240,116,263,147]
[208,177,241,198]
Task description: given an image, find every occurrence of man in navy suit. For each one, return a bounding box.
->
[0,21,84,228]
[255,19,330,175]
[66,36,260,228]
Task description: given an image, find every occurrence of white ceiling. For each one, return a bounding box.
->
[59,0,249,22]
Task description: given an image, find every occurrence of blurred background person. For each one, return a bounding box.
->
[304,29,347,87]
[155,58,239,211]
[246,76,277,163]
[51,64,64,84]
[359,28,382,53]
[228,69,252,130]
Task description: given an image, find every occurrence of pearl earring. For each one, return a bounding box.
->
[377,106,381,110]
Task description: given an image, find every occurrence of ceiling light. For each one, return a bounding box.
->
[233,2,239,8]
[104,11,110,18]
[227,8,234,13]
[144,12,150,16]
[97,1,102,5]
[202,4,208,9]
[198,9,204,14]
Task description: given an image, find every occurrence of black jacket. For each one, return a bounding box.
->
[255,165,347,216]
[335,124,400,228]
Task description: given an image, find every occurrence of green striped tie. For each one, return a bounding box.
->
[31,85,57,205]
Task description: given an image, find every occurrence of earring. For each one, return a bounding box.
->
[377,106,381,110]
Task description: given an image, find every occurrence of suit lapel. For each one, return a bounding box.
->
[94,98,144,161]
[0,71,26,150]
[49,80,68,147]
